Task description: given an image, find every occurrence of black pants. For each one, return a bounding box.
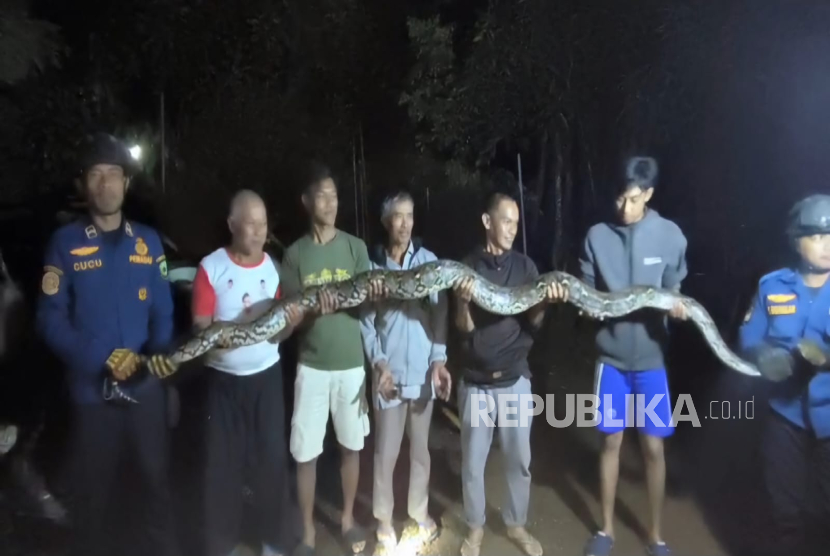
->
[761,411,830,556]
[66,382,176,556]
[204,362,291,556]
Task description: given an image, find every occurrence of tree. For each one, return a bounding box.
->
[0,0,64,87]
[400,0,658,269]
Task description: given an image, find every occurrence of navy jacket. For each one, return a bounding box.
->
[739,268,830,438]
[35,217,174,404]
[579,208,688,371]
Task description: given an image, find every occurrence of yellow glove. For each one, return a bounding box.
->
[106,349,141,381]
[146,354,178,379]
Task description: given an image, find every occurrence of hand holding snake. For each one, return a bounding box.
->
[105,259,764,403]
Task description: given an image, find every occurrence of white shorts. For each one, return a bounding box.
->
[289,364,370,463]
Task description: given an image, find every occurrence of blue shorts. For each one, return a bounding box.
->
[593,363,675,438]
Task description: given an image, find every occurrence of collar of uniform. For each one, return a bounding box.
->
[81,216,134,239]
[474,246,513,270]
[371,237,422,267]
[777,268,799,286]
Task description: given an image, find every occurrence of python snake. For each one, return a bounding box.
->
[106,259,762,403]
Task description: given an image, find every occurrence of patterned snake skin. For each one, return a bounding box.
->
[106,259,762,403]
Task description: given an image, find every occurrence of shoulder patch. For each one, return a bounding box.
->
[41,268,60,295]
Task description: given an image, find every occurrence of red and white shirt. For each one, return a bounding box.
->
[192,248,282,375]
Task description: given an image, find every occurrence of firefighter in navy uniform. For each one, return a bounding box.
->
[739,194,830,556]
[35,133,177,556]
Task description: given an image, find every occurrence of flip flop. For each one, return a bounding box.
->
[399,519,439,552]
[460,530,483,556]
[507,527,543,556]
[344,525,368,554]
[372,529,397,556]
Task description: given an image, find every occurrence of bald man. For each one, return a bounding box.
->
[191,190,302,556]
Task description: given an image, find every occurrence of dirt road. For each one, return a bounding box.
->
[1,310,775,556]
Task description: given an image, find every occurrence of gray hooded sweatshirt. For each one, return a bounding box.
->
[579,208,688,371]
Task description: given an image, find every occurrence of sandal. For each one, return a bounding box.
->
[372,529,397,556]
[584,532,614,556]
[646,542,671,556]
[399,519,439,553]
[460,528,483,556]
[507,527,543,556]
[343,525,368,554]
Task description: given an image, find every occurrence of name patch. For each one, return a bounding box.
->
[643,257,663,265]
[130,255,153,265]
[767,305,796,316]
[74,259,103,272]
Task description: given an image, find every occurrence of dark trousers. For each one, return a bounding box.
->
[761,411,830,556]
[67,382,175,556]
[204,362,291,556]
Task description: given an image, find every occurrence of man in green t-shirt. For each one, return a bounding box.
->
[281,163,371,556]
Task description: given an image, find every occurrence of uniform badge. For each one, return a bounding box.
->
[70,246,99,256]
[138,288,147,301]
[41,266,61,296]
[767,294,797,303]
[135,238,148,256]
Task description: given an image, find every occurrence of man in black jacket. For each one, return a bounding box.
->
[453,192,566,556]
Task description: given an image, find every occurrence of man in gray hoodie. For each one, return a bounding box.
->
[579,156,689,556]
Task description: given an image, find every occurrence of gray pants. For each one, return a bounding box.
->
[459,375,533,528]
[373,399,434,524]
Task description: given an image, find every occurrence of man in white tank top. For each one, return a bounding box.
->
[191,190,302,556]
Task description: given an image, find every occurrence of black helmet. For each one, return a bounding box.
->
[623,156,658,191]
[78,132,138,176]
[786,194,830,239]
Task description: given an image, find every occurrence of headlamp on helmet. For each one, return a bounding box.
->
[78,132,138,177]
[786,194,830,239]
